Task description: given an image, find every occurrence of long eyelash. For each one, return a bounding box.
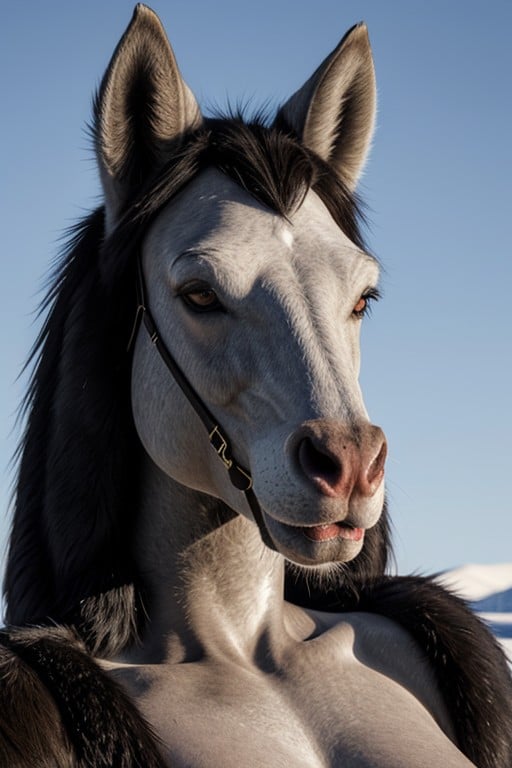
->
[353,287,381,319]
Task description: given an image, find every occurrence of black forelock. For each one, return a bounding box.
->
[104,113,367,275]
[207,115,366,250]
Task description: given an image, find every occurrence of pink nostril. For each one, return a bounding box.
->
[290,421,387,499]
[297,437,342,490]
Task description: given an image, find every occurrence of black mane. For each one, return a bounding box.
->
[4,115,389,655]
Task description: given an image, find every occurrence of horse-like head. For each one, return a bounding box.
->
[108,7,386,568]
[132,168,387,567]
[4,5,390,651]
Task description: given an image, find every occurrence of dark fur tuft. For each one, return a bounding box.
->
[0,626,166,766]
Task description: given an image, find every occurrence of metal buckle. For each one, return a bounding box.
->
[209,425,233,470]
[233,465,253,491]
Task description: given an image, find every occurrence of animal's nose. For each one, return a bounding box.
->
[291,420,387,499]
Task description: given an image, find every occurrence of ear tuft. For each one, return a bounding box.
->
[277,23,376,190]
[95,4,202,227]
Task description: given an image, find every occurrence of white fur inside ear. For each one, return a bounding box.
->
[279,24,376,190]
[95,4,202,231]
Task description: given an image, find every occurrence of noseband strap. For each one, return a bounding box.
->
[132,259,274,549]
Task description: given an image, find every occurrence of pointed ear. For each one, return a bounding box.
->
[94,4,202,228]
[277,23,376,190]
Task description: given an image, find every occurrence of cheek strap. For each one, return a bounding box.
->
[132,258,275,550]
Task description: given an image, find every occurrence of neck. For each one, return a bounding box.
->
[129,456,288,666]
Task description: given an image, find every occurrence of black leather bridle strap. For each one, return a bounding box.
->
[133,259,275,549]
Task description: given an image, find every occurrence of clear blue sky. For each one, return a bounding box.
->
[1,0,511,585]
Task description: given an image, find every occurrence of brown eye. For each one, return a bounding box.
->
[353,297,367,315]
[187,289,217,307]
[181,286,224,313]
[352,288,380,319]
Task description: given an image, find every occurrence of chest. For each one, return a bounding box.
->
[110,644,473,768]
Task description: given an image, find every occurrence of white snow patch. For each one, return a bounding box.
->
[440,563,512,666]
[437,562,512,601]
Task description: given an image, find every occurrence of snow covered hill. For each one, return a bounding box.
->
[439,563,512,662]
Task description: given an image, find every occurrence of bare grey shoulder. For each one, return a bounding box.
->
[299,606,456,736]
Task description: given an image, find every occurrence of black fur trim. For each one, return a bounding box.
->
[0,626,166,767]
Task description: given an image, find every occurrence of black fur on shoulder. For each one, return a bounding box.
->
[290,574,512,768]
[0,632,72,767]
[0,626,166,767]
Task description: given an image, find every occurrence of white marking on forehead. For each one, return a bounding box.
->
[281,228,294,249]
[274,221,294,250]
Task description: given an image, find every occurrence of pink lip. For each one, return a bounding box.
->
[302,523,365,543]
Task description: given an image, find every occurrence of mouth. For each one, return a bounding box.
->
[261,510,369,566]
[301,522,365,543]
